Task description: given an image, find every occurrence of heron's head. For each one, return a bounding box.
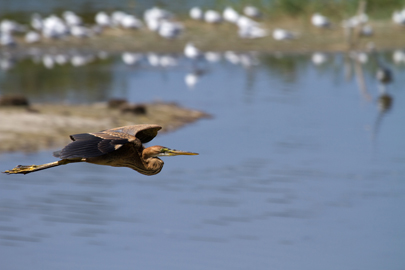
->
[143,145,198,158]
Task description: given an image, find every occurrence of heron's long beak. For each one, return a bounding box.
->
[161,148,198,156]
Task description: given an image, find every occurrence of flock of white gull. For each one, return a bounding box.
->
[2,5,405,44]
[0,6,405,88]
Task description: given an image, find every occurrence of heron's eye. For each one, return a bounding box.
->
[160,147,168,153]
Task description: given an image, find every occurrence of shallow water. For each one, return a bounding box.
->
[0,51,404,270]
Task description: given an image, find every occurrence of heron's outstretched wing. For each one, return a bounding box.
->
[105,124,162,143]
[53,124,162,159]
[54,132,130,159]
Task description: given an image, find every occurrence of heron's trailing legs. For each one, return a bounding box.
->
[3,158,84,175]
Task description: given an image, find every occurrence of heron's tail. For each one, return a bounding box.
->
[3,159,82,175]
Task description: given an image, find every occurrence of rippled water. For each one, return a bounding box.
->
[0,51,404,270]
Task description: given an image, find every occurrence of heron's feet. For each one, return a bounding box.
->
[3,165,37,175]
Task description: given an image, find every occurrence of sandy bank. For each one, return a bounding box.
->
[0,102,210,153]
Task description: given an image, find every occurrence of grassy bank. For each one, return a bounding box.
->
[1,1,405,54]
[5,18,405,55]
[1,0,402,22]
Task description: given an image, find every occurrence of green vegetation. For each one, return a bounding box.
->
[212,0,405,20]
[1,0,405,23]
[235,0,405,19]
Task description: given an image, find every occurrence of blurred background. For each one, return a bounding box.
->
[0,1,404,270]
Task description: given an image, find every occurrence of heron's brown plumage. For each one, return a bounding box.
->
[3,124,197,176]
[85,143,164,176]
[54,124,162,159]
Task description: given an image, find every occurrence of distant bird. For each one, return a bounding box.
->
[236,16,267,39]
[243,6,261,18]
[144,7,172,31]
[185,72,200,89]
[342,13,368,28]
[352,52,368,64]
[147,53,160,66]
[62,11,82,26]
[25,31,41,43]
[158,54,178,67]
[145,18,161,32]
[70,25,91,37]
[223,7,239,23]
[144,6,172,22]
[0,32,16,46]
[311,52,328,65]
[311,13,330,28]
[238,26,266,39]
[54,54,69,65]
[224,51,240,65]
[239,53,259,68]
[95,12,111,27]
[184,42,201,59]
[392,50,405,64]
[120,14,143,29]
[0,19,25,33]
[71,53,95,67]
[392,10,405,25]
[204,51,221,62]
[272,28,295,40]
[146,53,177,68]
[111,11,127,26]
[238,24,267,39]
[3,125,198,176]
[236,16,259,29]
[190,7,203,20]
[42,15,69,39]
[158,20,183,39]
[204,10,222,24]
[0,57,15,70]
[31,13,43,31]
[42,54,54,69]
[122,52,143,65]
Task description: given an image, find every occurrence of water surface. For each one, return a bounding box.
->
[0,52,404,270]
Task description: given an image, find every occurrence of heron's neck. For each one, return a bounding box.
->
[144,157,164,175]
[141,150,164,175]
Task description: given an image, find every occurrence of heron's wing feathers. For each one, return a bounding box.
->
[106,124,162,144]
[54,132,130,159]
[54,125,162,159]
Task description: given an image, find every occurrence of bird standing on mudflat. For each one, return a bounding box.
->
[3,124,198,176]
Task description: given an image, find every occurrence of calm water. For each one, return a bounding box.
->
[0,51,404,270]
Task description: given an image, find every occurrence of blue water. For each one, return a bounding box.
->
[0,52,404,270]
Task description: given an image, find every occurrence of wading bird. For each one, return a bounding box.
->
[3,124,198,176]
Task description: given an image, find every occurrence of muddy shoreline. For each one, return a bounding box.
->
[0,102,210,153]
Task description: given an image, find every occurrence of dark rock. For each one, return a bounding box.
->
[0,95,30,106]
[108,98,128,108]
[120,104,147,115]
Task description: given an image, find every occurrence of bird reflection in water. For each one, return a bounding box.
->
[4,124,198,176]
[344,48,395,140]
[373,62,394,139]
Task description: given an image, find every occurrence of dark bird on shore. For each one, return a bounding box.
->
[3,124,198,176]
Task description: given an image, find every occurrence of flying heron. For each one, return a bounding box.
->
[3,124,198,176]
